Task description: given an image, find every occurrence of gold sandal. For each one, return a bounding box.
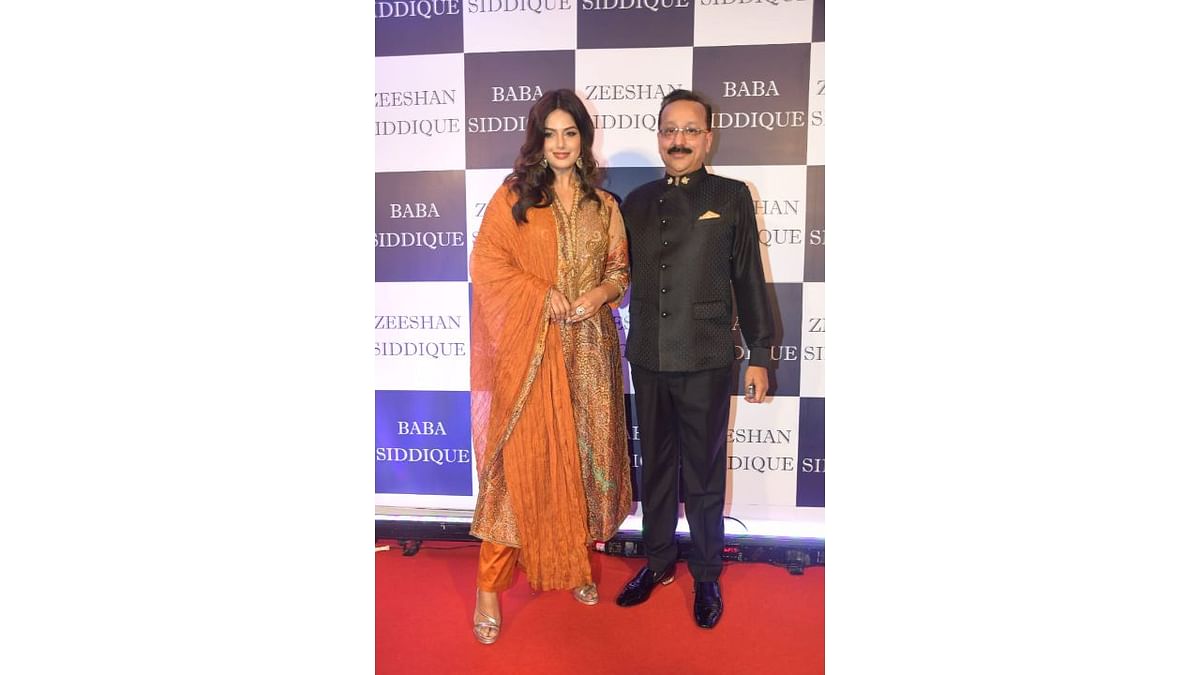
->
[473,590,501,645]
[572,583,599,606]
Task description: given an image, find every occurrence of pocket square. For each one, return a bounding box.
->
[698,210,721,220]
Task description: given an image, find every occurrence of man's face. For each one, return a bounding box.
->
[657,100,712,177]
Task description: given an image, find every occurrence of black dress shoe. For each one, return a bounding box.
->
[615,563,676,607]
[693,580,723,629]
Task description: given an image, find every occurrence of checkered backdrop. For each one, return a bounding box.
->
[375,0,825,518]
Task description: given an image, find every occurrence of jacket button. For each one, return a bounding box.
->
[660,263,668,269]
[661,312,669,318]
[660,218,667,225]
[660,288,668,294]
[662,241,669,246]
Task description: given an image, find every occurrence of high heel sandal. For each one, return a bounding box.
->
[572,583,599,606]
[473,590,501,645]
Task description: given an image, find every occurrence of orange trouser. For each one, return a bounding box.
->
[477,541,520,593]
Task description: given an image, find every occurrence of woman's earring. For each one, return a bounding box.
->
[540,157,548,168]
[575,157,584,169]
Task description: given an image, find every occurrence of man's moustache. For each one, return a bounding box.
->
[668,146,692,154]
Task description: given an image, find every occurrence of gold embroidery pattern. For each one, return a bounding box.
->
[552,190,632,540]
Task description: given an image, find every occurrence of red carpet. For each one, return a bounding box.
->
[376,542,824,674]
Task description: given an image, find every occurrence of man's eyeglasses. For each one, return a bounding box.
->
[657,127,710,138]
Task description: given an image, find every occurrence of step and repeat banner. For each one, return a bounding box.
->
[375,0,825,514]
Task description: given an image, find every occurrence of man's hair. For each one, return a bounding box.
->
[658,89,714,130]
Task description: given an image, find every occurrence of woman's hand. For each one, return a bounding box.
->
[566,284,614,323]
[548,288,572,323]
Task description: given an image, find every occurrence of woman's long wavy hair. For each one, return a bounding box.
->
[507,88,602,224]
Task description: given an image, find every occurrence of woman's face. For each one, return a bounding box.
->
[542,108,582,175]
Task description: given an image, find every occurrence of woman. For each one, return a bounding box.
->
[468,88,632,644]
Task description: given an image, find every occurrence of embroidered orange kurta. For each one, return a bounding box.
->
[469,181,632,591]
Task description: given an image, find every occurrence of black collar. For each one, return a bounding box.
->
[664,165,708,188]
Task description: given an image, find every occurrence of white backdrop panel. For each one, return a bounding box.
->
[375,281,471,391]
[375,54,467,173]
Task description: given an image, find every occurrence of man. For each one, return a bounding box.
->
[615,89,774,629]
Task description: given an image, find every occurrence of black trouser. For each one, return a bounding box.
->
[631,364,732,583]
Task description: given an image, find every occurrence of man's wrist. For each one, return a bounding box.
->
[747,348,771,369]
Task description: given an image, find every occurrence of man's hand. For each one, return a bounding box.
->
[744,365,768,403]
